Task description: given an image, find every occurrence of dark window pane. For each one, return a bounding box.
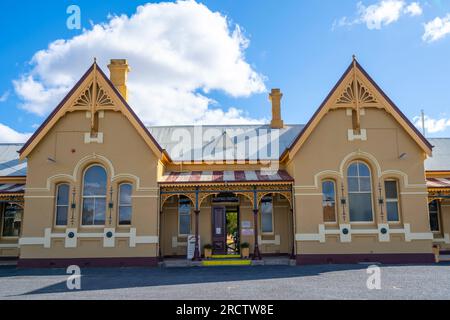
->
[83,166,107,196]
[323,204,336,222]
[385,181,398,199]
[2,205,21,237]
[179,215,191,235]
[57,184,69,206]
[119,184,132,205]
[119,206,132,225]
[322,181,336,222]
[386,202,399,221]
[56,206,68,226]
[348,177,359,192]
[82,198,94,225]
[322,181,335,198]
[429,200,438,212]
[94,198,106,225]
[261,200,273,233]
[429,200,440,232]
[359,177,372,192]
[347,163,358,177]
[349,193,373,222]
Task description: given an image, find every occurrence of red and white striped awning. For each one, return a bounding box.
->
[159,170,293,184]
[0,183,25,195]
[427,178,450,189]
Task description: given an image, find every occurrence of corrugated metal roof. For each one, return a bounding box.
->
[2,132,450,177]
[425,138,450,172]
[147,124,304,162]
[0,144,27,177]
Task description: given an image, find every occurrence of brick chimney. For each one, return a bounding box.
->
[269,88,284,129]
[108,59,130,101]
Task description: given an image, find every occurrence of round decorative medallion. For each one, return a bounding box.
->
[380,228,388,235]
[68,232,75,238]
[106,231,113,238]
[342,228,349,235]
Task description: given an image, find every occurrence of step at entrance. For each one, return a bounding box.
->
[211,254,240,259]
[202,259,251,266]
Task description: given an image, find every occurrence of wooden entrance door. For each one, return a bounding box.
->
[212,207,226,254]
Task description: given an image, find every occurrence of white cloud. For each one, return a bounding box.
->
[13,0,266,125]
[405,2,423,17]
[423,14,450,43]
[0,91,9,102]
[413,115,450,134]
[0,123,31,143]
[335,0,423,30]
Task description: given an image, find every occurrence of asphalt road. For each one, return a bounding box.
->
[0,263,449,300]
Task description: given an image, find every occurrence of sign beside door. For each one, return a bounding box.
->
[187,235,200,260]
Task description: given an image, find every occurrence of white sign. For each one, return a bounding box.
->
[241,221,252,228]
[241,229,254,236]
[187,235,201,260]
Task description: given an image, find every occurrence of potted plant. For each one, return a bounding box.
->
[240,242,250,259]
[204,244,213,259]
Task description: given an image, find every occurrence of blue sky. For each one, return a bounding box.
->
[0,0,450,142]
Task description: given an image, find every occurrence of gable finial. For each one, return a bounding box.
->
[93,57,97,64]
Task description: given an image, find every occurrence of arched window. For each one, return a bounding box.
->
[322,180,337,223]
[347,161,373,222]
[118,183,132,225]
[55,183,70,226]
[82,165,107,226]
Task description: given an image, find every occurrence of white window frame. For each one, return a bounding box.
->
[118,183,133,226]
[322,179,337,224]
[54,183,70,227]
[178,196,191,236]
[347,161,375,224]
[384,179,401,223]
[261,195,274,235]
[81,164,107,227]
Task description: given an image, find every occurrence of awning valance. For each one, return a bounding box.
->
[0,183,25,195]
[427,178,450,189]
[159,170,293,185]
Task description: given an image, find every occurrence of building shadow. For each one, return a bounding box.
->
[1,262,443,297]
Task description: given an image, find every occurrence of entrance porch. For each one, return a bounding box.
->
[158,170,295,262]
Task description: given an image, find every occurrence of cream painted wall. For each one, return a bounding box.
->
[289,107,432,255]
[20,110,160,259]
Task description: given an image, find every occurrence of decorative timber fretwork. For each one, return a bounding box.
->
[73,82,115,109]
[334,57,380,132]
[428,190,450,200]
[0,195,24,205]
[160,183,293,209]
[336,79,378,106]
